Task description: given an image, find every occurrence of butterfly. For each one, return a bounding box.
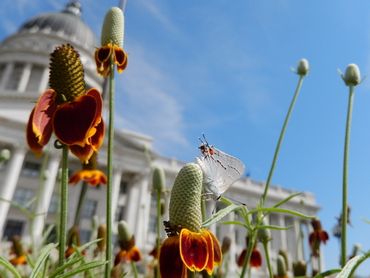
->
[196,135,245,200]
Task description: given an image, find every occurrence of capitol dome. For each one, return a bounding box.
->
[18,1,96,50]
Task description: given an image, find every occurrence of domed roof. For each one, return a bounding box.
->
[18,1,96,49]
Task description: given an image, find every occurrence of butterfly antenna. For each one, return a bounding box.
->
[202,133,210,147]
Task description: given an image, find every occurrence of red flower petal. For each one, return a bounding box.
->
[127,246,142,262]
[69,169,107,186]
[319,230,329,244]
[70,144,95,163]
[202,230,215,275]
[251,248,262,268]
[159,236,187,278]
[209,231,222,265]
[180,229,209,272]
[237,249,246,267]
[95,46,113,76]
[26,109,44,154]
[53,92,101,147]
[114,46,128,73]
[28,89,57,150]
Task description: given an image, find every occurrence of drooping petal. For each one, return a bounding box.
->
[114,250,127,266]
[69,169,107,186]
[237,249,246,267]
[179,228,209,272]
[159,236,187,278]
[70,144,95,163]
[319,230,329,244]
[250,248,262,268]
[202,230,215,275]
[95,45,113,76]
[209,230,222,265]
[29,89,57,150]
[26,109,44,154]
[53,92,100,147]
[114,46,128,73]
[127,246,142,262]
[9,255,27,266]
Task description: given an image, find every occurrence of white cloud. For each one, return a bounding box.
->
[115,41,190,156]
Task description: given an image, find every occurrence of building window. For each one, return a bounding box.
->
[3,220,24,240]
[269,214,281,252]
[13,187,34,205]
[120,180,128,194]
[115,205,125,221]
[81,199,98,219]
[48,194,59,214]
[80,229,92,243]
[5,63,24,91]
[0,63,6,87]
[21,161,41,177]
[26,65,44,92]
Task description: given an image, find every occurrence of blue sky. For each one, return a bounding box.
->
[2,0,370,274]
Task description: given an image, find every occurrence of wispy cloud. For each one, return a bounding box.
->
[136,0,180,35]
[115,41,190,156]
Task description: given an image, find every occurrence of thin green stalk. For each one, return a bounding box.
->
[260,75,305,206]
[131,262,139,278]
[262,241,273,278]
[105,62,115,278]
[73,181,88,226]
[341,86,355,267]
[240,231,257,278]
[155,189,161,278]
[58,145,69,266]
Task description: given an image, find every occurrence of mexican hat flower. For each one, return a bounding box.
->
[159,163,222,278]
[65,226,84,258]
[95,7,127,77]
[114,220,142,265]
[69,152,107,186]
[309,218,329,257]
[26,44,105,163]
[9,236,27,266]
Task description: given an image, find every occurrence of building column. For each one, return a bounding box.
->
[135,173,150,248]
[0,147,26,237]
[31,153,60,245]
[111,168,122,222]
[278,214,287,251]
[124,175,141,234]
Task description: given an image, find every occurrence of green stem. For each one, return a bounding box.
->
[73,181,88,226]
[341,86,355,267]
[105,62,115,277]
[240,231,257,278]
[262,241,273,278]
[155,189,161,278]
[260,75,305,206]
[58,145,69,266]
[131,262,139,278]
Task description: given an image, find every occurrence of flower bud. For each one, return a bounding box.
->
[257,217,271,244]
[101,7,124,48]
[117,220,135,251]
[276,254,287,276]
[153,167,165,193]
[169,163,203,232]
[278,249,289,271]
[49,44,85,103]
[96,224,107,252]
[0,148,10,162]
[343,64,361,86]
[296,58,309,76]
[221,236,232,254]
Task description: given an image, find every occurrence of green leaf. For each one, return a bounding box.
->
[221,220,248,229]
[49,256,84,278]
[77,238,102,252]
[29,243,57,278]
[256,224,292,231]
[313,268,341,278]
[0,197,37,220]
[273,192,302,208]
[55,260,107,278]
[0,256,22,278]
[202,204,241,227]
[337,252,370,278]
[249,207,314,220]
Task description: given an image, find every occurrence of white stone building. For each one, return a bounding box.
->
[0,1,320,276]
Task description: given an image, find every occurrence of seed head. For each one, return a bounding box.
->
[169,163,203,232]
[49,44,85,103]
[101,7,124,48]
